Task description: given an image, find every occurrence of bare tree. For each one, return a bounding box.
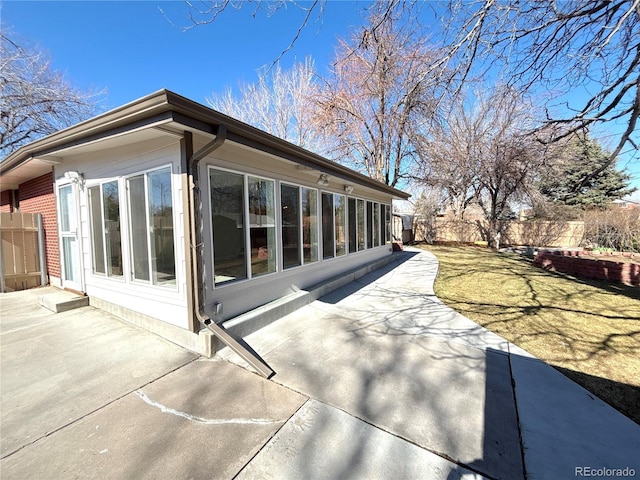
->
[0,33,102,157]
[420,85,552,247]
[178,0,638,175]
[416,93,481,220]
[313,5,445,187]
[439,0,640,181]
[207,58,322,151]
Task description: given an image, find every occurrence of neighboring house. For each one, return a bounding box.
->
[611,198,639,209]
[1,90,409,361]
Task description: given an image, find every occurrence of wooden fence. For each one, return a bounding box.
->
[414,218,585,248]
[0,213,47,292]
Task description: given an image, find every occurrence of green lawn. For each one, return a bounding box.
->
[422,245,640,424]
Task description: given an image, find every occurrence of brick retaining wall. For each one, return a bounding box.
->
[534,251,640,286]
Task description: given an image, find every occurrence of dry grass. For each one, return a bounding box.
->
[422,245,640,424]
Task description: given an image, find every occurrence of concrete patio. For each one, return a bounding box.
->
[1,248,638,479]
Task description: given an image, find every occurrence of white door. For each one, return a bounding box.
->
[59,184,84,292]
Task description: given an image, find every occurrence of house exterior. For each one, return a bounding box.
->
[1,90,409,357]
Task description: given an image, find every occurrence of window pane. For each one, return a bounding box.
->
[302,188,318,264]
[148,168,175,285]
[373,203,380,247]
[249,177,276,277]
[335,194,346,256]
[281,184,301,269]
[210,169,246,284]
[103,181,123,277]
[348,198,357,254]
[366,201,373,249]
[128,175,150,281]
[322,193,334,259]
[63,236,79,282]
[357,199,365,251]
[88,186,105,274]
[59,185,75,232]
[385,204,392,244]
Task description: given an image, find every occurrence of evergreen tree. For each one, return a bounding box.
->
[538,136,636,209]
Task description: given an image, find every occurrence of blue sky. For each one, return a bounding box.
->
[2,0,638,199]
[2,1,369,109]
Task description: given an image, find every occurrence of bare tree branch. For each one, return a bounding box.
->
[440,0,640,173]
[1,32,104,158]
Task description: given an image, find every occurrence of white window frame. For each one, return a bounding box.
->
[124,164,178,289]
[87,178,124,280]
[208,166,280,287]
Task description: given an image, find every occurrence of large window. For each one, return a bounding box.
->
[210,169,246,284]
[322,192,348,258]
[281,184,319,268]
[382,204,391,244]
[373,203,380,247]
[348,198,357,254]
[357,199,365,251]
[127,167,176,286]
[301,187,319,264]
[366,201,373,249]
[281,184,301,269]
[334,194,346,257]
[322,193,334,259]
[248,176,276,277]
[209,169,277,285]
[210,166,391,284]
[88,181,122,277]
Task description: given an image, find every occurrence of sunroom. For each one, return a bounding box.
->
[0,90,409,363]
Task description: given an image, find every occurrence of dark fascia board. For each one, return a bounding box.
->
[1,89,173,175]
[1,89,410,199]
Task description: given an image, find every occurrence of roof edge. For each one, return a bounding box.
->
[1,89,409,200]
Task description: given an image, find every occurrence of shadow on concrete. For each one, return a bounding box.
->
[234,250,525,479]
[317,250,421,305]
[554,365,640,425]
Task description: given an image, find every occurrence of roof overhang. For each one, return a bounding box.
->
[1,89,410,200]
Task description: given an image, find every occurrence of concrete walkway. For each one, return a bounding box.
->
[1,249,639,479]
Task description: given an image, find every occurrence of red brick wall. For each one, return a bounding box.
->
[18,172,60,279]
[1,190,14,212]
[534,251,640,287]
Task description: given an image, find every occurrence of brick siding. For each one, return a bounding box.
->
[0,190,14,212]
[18,172,60,279]
[534,251,640,287]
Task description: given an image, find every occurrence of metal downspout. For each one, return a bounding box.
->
[187,125,274,379]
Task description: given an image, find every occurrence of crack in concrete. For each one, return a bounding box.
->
[135,390,285,425]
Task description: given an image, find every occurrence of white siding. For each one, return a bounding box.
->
[55,136,190,329]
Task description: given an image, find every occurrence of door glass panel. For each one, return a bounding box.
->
[63,236,78,282]
[210,169,247,284]
[59,185,75,232]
